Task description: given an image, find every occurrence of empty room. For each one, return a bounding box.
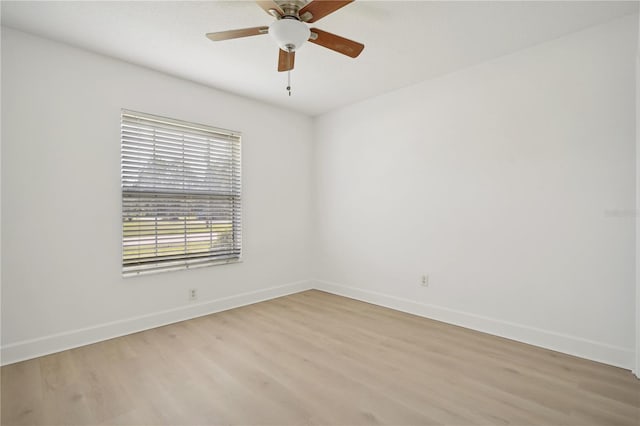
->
[1,0,639,425]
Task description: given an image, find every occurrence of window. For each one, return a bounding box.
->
[121,110,241,276]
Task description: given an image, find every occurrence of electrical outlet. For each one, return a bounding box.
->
[189,288,198,301]
[421,275,429,287]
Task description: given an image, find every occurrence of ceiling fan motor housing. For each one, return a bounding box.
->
[268,18,310,51]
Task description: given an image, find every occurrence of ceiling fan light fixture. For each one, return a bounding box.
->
[268,18,310,51]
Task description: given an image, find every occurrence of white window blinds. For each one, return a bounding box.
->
[121,110,242,276]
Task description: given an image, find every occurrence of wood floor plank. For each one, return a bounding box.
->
[1,358,43,425]
[2,290,639,425]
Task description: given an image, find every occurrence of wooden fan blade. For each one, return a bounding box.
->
[299,0,353,23]
[309,28,364,58]
[256,0,283,17]
[206,26,268,42]
[278,49,295,72]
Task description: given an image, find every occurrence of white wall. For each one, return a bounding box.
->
[314,15,637,369]
[635,12,640,378]
[0,26,3,361]
[1,28,313,364]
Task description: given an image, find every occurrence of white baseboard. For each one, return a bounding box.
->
[313,279,635,371]
[1,280,312,366]
[3,279,635,372]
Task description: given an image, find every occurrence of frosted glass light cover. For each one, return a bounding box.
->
[268,19,310,51]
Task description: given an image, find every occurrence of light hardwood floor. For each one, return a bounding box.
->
[2,290,639,425]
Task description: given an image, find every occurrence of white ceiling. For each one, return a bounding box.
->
[1,1,638,116]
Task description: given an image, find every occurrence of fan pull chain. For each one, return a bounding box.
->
[286,69,291,96]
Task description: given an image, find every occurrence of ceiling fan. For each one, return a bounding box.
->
[205,0,364,73]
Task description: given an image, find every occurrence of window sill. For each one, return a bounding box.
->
[123,258,243,278]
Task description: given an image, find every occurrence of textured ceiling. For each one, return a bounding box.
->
[1,1,638,116]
